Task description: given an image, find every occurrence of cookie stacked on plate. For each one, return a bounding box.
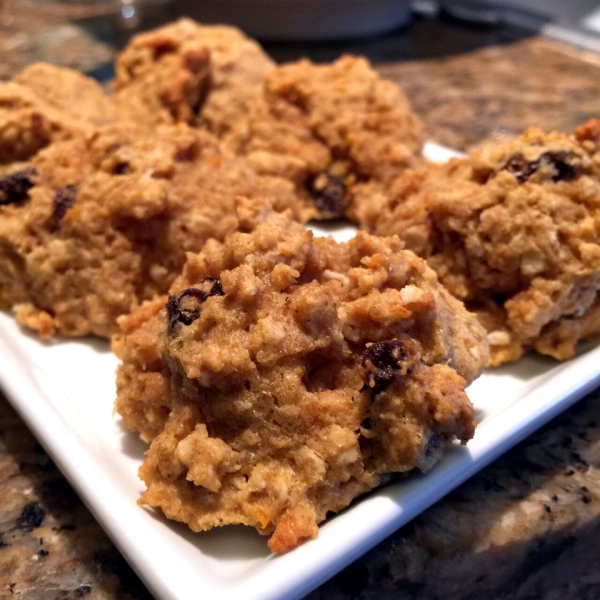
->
[1,18,599,552]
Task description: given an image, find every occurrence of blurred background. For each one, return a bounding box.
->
[2,0,600,67]
[3,0,600,145]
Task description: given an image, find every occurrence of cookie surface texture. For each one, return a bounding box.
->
[115,198,488,552]
[364,122,600,365]
[0,123,297,338]
[114,18,274,142]
[232,55,424,222]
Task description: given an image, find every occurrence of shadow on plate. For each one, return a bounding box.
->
[117,421,149,460]
[484,353,556,383]
[139,504,273,562]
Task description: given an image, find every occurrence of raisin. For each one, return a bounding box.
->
[424,434,442,460]
[51,185,77,232]
[174,142,198,162]
[308,172,346,217]
[166,278,224,334]
[17,502,46,530]
[185,51,212,117]
[151,38,178,60]
[502,151,580,183]
[0,168,36,206]
[183,47,210,75]
[362,339,418,395]
[112,161,130,175]
[542,150,581,182]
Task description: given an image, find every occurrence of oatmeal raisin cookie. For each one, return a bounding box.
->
[232,56,424,221]
[114,198,488,552]
[115,31,424,223]
[14,63,120,126]
[0,123,297,338]
[0,81,90,164]
[365,122,600,365]
[114,18,274,142]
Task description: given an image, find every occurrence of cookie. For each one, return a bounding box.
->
[0,123,298,338]
[115,31,424,224]
[0,81,90,165]
[114,18,274,144]
[114,198,488,552]
[14,63,120,126]
[364,122,600,365]
[231,55,424,221]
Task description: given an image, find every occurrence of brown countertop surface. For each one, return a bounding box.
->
[2,2,600,599]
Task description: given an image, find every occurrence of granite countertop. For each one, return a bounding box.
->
[2,3,600,599]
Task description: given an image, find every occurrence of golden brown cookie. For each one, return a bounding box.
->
[14,63,119,126]
[114,198,488,552]
[231,55,424,221]
[0,123,298,338]
[0,81,91,164]
[115,29,424,224]
[114,18,274,142]
[364,122,600,365]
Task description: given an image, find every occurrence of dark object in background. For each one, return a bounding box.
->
[174,0,413,40]
[439,1,505,26]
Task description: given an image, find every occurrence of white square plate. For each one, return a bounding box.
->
[1,143,599,600]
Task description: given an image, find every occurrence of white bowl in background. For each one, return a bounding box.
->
[175,0,413,40]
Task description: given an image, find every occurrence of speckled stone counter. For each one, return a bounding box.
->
[2,3,600,599]
[379,35,600,151]
[0,395,151,600]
